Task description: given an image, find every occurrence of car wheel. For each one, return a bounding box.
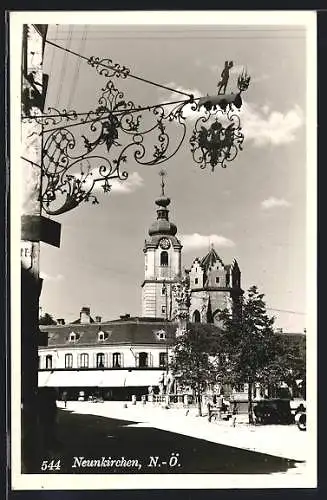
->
[296,412,306,431]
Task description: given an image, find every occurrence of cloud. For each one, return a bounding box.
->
[180,233,235,251]
[240,102,304,146]
[74,170,144,195]
[109,172,144,194]
[164,82,204,120]
[163,83,304,145]
[261,197,291,210]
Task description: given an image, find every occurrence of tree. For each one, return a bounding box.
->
[170,324,221,416]
[39,312,57,325]
[271,333,306,399]
[219,285,285,424]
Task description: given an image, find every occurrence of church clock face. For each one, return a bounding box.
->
[160,238,171,250]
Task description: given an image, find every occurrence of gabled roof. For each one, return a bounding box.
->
[200,247,224,271]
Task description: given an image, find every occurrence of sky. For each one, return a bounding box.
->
[38,21,309,332]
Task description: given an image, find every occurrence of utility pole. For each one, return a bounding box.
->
[21,24,61,472]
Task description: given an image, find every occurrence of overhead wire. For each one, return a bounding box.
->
[266,308,306,316]
[45,38,193,98]
[47,25,59,77]
[54,25,73,108]
[67,25,88,110]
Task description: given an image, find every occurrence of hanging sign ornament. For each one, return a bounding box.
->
[190,69,251,171]
[22,62,250,215]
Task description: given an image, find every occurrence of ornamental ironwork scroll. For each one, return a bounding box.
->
[31,80,195,216]
[22,63,251,216]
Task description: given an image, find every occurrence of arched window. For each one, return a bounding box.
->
[45,355,52,370]
[192,310,201,323]
[80,353,89,368]
[65,353,73,369]
[96,353,105,368]
[160,251,168,266]
[112,352,122,368]
[138,352,148,368]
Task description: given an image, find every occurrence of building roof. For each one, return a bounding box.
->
[39,320,225,348]
[200,246,225,271]
[40,320,179,348]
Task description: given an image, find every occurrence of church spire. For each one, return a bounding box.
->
[160,169,166,197]
[147,170,178,236]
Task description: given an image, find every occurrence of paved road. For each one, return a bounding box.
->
[37,408,298,475]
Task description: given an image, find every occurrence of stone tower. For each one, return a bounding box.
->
[141,171,182,319]
[188,245,243,325]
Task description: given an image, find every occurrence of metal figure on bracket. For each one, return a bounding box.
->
[217,61,233,95]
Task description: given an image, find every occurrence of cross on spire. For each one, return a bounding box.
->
[159,169,166,196]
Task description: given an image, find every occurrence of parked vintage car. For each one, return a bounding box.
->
[253,398,294,425]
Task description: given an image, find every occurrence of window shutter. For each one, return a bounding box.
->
[136,353,139,368]
[93,353,97,369]
[120,352,124,368]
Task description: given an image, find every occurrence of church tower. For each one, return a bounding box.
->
[141,171,182,319]
[189,245,243,326]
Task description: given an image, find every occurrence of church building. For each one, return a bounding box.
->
[38,173,286,402]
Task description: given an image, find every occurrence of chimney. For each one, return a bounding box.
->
[57,318,65,325]
[80,306,91,324]
[95,315,102,323]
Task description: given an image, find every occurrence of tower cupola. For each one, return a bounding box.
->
[148,172,177,237]
[141,170,182,319]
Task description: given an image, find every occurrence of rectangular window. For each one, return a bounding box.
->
[161,305,166,314]
[45,355,52,370]
[159,352,168,368]
[112,353,122,368]
[96,353,106,368]
[80,353,89,368]
[194,278,198,284]
[138,352,148,368]
[65,353,73,369]
[216,277,220,284]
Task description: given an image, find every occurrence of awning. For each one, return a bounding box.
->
[38,370,164,388]
[123,370,164,387]
[39,370,126,388]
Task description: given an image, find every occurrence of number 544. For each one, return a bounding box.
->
[41,459,61,471]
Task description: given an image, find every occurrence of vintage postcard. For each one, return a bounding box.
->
[10,10,317,490]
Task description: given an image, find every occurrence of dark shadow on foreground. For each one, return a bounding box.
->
[29,408,302,474]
